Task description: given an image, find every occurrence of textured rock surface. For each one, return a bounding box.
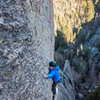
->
[0,0,54,100]
[58,60,75,100]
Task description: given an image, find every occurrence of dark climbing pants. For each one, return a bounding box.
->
[52,82,58,100]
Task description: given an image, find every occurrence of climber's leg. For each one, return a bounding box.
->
[56,84,58,94]
[52,95,55,100]
[52,82,57,100]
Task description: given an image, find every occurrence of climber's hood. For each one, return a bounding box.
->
[56,65,59,71]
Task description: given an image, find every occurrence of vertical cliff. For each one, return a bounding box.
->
[0,0,54,100]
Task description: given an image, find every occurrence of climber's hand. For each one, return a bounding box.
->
[43,74,48,78]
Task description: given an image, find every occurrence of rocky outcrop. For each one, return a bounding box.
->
[0,0,54,100]
[58,60,75,100]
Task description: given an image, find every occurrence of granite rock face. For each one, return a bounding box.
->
[0,0,54,100]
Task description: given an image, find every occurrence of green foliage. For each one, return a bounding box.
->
[97,1,100,11]
[74,62,82,73]
[96,43,100,52]
[96,64,100,75]
[65,46,74,65]
[78,50,83,57]
[58,14,66,27]
[62,22,74,43]
[66,47,70,59]
[77,47,89,62]
[55,58,64,71]
[55,30,67,51]
[95,0,99,4]
[85,86,100,100]
[86,0,95,22]
[87,20,94,27]
[57,47,64,55]
[80,0,95,22]
[76,4,80,14]
[82,0,87,11]
[0,40,2,43]
[76,28,86,45]
[83,48,89,61]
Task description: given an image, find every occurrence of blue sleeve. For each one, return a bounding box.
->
[48,71,55,78]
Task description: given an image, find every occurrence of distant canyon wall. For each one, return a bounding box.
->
[53,0,95,43]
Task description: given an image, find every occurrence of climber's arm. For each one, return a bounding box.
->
[48,71,55,78]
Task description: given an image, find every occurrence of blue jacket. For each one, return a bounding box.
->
[48,65,60,82]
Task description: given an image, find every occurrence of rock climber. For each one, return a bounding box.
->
[44,61,60,100]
